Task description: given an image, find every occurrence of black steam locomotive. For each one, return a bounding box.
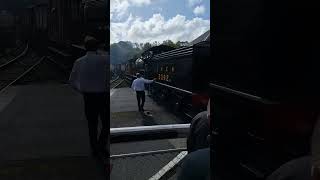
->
[126,38,211,119]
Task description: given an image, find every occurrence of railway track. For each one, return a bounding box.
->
[110,77,125,89]
[0,50,46,93]
[46,56,70,74]
[0,44,28,65]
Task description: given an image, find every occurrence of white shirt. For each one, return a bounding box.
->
[131,77,154,91]
[69,51,109,93]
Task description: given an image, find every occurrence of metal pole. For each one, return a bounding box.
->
[111,124,190,143]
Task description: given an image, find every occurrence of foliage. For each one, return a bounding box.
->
[110,40,189,64]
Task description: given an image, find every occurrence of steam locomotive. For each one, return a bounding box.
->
[125,38,211,118]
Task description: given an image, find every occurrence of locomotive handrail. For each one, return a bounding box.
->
[125,74,194,95]
[154,81,194,95]
[111,124,190,143]
[209,83,279,105]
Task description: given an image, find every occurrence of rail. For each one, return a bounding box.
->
[110,76,119,84]
[110,148,187,159]
[0,43,29,69]
[46,56,69,73]
[0,43,24,59]
[0,56,46,94]
[110,124,190,179]
[48,46,72,57]
[110,76,125,89]
[110,148,187,180]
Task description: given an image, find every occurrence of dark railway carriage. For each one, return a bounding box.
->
[211,0,320,179]
[19,4,48,51]
[30,4,48,51]
[48,0,82,46]
[0,11,16,50]
[20,8,33,43]
[82,0,108,44]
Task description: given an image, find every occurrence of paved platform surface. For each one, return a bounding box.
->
[0,84,106,179]
[0,85,188,180]
[110,87,187,180]
[110,87,185,128]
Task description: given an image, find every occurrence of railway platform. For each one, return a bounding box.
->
[0,83,188,179]
[0,84,106,179]
[110,87,185,127]
[110,87,187,180]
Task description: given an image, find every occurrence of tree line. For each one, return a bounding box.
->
[110,40,189,64]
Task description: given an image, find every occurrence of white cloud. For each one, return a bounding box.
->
[110,0,154,20]
[188,0,202,7]
[110,13,210,44]
[110,0,130,20]
[130,0,152,6]
[193,5,205,16]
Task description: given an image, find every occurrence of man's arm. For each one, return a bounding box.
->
[143,78,156,84]
[69,61,79,91]
[131,81,135,91]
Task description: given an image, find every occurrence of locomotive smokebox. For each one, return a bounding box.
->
[135,58,144,69]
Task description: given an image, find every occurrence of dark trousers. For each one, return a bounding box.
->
[83,92,109,156]
[136,91,145,111]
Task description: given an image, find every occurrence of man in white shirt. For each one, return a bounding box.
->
[69,36,109,158]
[131,73,156,112]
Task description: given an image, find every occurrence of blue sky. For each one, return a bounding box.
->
[110,0,210,44]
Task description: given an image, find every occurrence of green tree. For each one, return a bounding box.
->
[162,40,176,48]
[142,42,152,51]
[176,41,189,47]
[152,41,159,47]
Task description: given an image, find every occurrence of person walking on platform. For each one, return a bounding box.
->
[131,73,156,112]
[69,36,109,159]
